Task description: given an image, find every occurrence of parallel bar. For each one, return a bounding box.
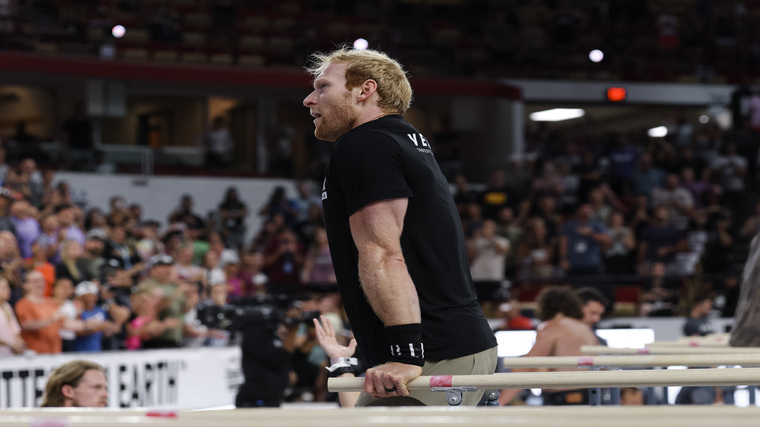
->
[673,333,730,345]
[4,406,760,427]
[581,346,760,355]
[501,354,760,369]
[648,339,729,348]
[328,367,760,392]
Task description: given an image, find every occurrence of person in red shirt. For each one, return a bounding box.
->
[496,297,535,331]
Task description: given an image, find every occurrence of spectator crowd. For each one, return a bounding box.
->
[0,108,759,403]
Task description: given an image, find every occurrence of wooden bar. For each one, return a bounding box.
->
[677,334,730,345]
[501,353,760,369]
[328,367,760,392]
[648,338,729,348]
[2,406,760,427]
[581,345,760,355]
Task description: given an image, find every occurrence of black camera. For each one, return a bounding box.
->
[229,294,318,331]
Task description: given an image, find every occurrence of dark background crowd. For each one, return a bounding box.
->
[2,0,760,84]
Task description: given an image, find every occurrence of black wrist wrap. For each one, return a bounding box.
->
[329,366,355,377]
[387,323,425,366]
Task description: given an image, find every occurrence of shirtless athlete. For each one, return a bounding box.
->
[498,286,599,405]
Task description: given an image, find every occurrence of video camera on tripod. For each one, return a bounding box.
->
[229,293,321,331]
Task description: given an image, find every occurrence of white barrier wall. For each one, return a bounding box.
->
[598,317,734,342]
[0,347,242,409]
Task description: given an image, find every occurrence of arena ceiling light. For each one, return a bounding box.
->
[529,108,585,122]
[648,126,668,137]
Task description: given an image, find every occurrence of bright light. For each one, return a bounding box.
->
[353,38,369,50]
[529,108,585,122]
[699,115,709,124]
[589,49,604,63]
[648,126,668,137]
[112,25,126,38]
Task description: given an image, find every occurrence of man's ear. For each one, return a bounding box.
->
[357,79,378,102]
[62,384,75,400]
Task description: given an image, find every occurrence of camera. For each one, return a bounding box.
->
[229,294,319,331]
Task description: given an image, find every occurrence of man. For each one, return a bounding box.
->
[79,229,107,282]
[103,224,144,279]
[575,287,609,345]
[498,286,599,406]
[479,170,515,220]
[637,205,686,276]
[41,360,108,407]
[204,116,235,169]
[61,102,95,171]
[136,254,184,348]
[303,47,497,406]
[15,270,66,353]
[560,203,611,296]
[650,173,694,231]
[292,180,322,224]
[467,219,510,283]
[168,194,206,240]
[709,143,747,216]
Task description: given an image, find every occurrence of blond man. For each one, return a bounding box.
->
[41,360,108,407]
[303,47,497,406]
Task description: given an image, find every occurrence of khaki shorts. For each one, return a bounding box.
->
[355,346,498,407]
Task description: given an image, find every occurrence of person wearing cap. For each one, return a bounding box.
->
[136,254,185,348]
[73,281,107,352]
[79,229,107,282]
[103,224,144,279]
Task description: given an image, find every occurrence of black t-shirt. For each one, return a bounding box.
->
[683,316,714,337]
[321,115,496,367]
[62,118,94,150]
[219,200,247,230]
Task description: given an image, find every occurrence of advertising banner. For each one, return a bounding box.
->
[0,347,243,409]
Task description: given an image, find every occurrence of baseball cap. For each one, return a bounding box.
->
[75,281,99,297]
[86,229,107,241]
[150,254,174,267]
[218,250,240,268]
[208,268,226,286]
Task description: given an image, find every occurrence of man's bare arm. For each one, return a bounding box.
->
[349,197,423,398]
[498,326,557,405]
[349,197,420,326]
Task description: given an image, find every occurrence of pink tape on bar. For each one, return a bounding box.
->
[430,375,453,388]
[577,356,595,366]
[637,348,650,354]
[689,341,699,347]
[146,411,177,418]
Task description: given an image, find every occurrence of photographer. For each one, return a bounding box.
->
[235,305,302,408]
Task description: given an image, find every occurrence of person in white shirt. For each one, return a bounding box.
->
[650,173,694,231]
[204,116,234,169]
[468,219,510,281]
